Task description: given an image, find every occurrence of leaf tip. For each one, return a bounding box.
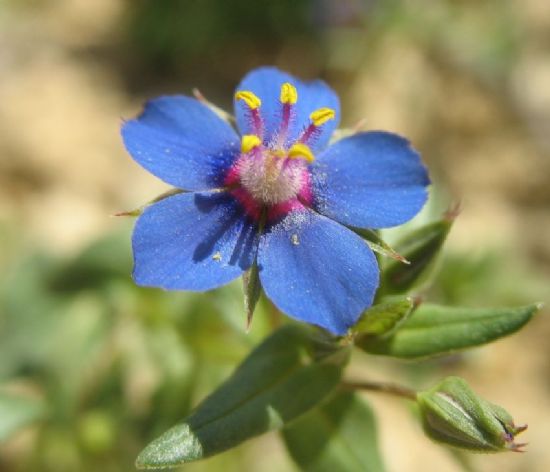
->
[135,424,203,469]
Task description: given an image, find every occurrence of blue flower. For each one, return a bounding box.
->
[122,67,429,335]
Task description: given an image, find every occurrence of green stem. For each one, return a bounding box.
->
[342,380,417,400]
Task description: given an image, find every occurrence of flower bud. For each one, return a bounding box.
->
[416,376,527,452]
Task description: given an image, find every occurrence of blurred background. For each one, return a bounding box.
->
[1,0,549,471]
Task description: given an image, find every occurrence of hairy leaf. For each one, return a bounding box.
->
[352,297,417,337]
[283,391,385,472]
[136,325,349,469]
[357,304,539,359]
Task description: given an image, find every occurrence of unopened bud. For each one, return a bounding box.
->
[417,377,527,453]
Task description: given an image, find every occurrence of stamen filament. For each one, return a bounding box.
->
[299,123,318,145]
[277,82,298,147]
[235,90,264,138]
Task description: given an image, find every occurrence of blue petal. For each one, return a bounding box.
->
[312,131,430,229]
[132,191,258,291]
[234,67,340,152]
[122,96,240,190]
[258,209,378,335]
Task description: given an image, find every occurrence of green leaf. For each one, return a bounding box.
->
[357,303,540,359]
[379,213,455,296]
[351,228,408,263]
[0,392,46,442]
[352,297,417,337]
[136,325,349,469]
[282,391,385,472]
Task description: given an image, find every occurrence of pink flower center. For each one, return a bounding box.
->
[224,145,314,222]
[236,148,309,205]
[228,83,335,221]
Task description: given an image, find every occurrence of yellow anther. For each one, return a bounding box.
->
[288,143,315,163]
[241,135,262,153]
[280,82,298,105]
[272,149,286,158]
[310,107,335,126]
[235,90,261,110]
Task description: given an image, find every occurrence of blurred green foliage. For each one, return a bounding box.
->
[0,228,276,471]
[117,0,522,96]
[125,0,316,69]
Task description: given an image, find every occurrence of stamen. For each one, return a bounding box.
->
[300,106,336,145]
[288,143,315,163]
[241,135,262,153]
[277,82,298,146]
[235,90,263,137]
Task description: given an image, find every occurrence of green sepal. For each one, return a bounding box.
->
[192,88,235,124]
[0,391,46,442]
[242,209,266,331]
[417,376,527,452]
[356,303,539,359]
[329,128,357,145]
[135,325,350,469]
[114,188,186,217]
[352,297,417,337]
[329,119,367,145]
[351,227,409,264]
[379,211,456,296]
[282,391,385,472]
[242,261,261,331]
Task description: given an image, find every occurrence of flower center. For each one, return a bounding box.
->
[228,83,335,217]
[236,143,312,205]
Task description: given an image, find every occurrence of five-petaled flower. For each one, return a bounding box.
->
[122,67,429,335]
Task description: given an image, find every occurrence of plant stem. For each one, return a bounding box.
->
[342,380,417,400]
